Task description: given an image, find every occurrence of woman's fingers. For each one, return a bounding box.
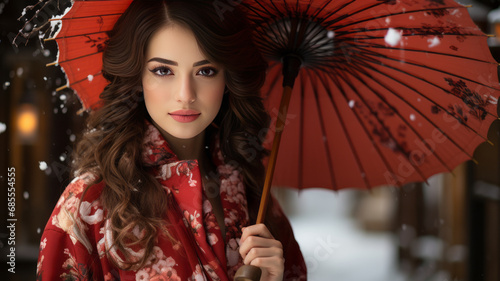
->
[243,247,284,265]
[240,223,274,242]
[239,236,282,260]
[239,224,284,281]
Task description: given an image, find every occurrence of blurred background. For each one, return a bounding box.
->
[1,0,499,280]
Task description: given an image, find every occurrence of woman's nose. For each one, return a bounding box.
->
[176,76,196,104]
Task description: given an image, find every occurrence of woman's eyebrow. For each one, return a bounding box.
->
[193,59,210,67]
[148,57,177,66]
[147,57,211,67]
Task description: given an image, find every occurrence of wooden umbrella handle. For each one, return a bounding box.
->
[256,85,294,224]
[234,86,294,281]
[234,56,300,281]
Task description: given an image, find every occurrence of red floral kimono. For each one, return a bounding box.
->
[36,122,307,281]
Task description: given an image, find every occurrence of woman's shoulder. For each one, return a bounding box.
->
[55,172,104,211]
[45,172,106,241]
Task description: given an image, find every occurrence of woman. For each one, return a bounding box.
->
[36,0,306,280]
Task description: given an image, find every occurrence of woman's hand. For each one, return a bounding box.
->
[239,224,284,281]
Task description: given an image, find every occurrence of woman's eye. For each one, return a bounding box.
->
[150,67,172,76]
[198,67,218,77]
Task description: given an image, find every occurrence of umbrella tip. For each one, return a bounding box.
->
[46,61,58,67]
[471,158,479,165]
[44,37,56,42]
[463,4,472,8]
[487,34,496,38]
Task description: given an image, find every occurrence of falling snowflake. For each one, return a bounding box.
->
[0,122,6,134]
[23,191,29,200]
[39,161,48,171]
[16,67,24,77]
[427,37,440,48]
[348,100,356,108]
[385,28,402,47]
[410,114,416,121]
[59,94,67,101]
[87,74,94,82]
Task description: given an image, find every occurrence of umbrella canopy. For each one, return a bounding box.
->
[48,0,132,110]
[239,0,500,191]
[45,0,499,191]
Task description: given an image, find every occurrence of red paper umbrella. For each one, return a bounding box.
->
[47,0,132,110]
[237,0,500,190]
[234,0,500,279]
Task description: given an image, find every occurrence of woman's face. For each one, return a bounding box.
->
[142,24,225,140]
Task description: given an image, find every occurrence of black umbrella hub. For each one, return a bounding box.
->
[255,17,335,70]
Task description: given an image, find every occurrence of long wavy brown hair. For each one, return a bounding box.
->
[73,0,270,270]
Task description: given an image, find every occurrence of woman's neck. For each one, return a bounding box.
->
[152,121,215,178]
[159,129,206,161]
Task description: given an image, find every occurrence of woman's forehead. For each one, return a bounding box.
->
[146,25,207,64]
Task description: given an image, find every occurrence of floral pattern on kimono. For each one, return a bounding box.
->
[36,120,307,281]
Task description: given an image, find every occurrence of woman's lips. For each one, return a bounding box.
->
[168,109,201,123]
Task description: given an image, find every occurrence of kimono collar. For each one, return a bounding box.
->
[141,121,179,167]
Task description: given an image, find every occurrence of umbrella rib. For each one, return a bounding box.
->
[336,28,483,38]
[313,69,371,189]
[352,44,500,95]
[347,61,455,173]
[301,24,335,57]
[55,51,103,65]
[367,44,498,65]
[336,67,430,184]
[249,10,291,55]
[281,0,292,17]
[361,51,500,118]
[52,31,109,40]
[268,0,287,18]
[327,69,403,186]
[330,6,464,31]
[307,0,336,22]
[66,71,103,88]
[254,34,287,58]
[303,69,338,189]
[352,53,488,149]
[53,13,123,20]
[322,1,388,26]
[309,0,355,23]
